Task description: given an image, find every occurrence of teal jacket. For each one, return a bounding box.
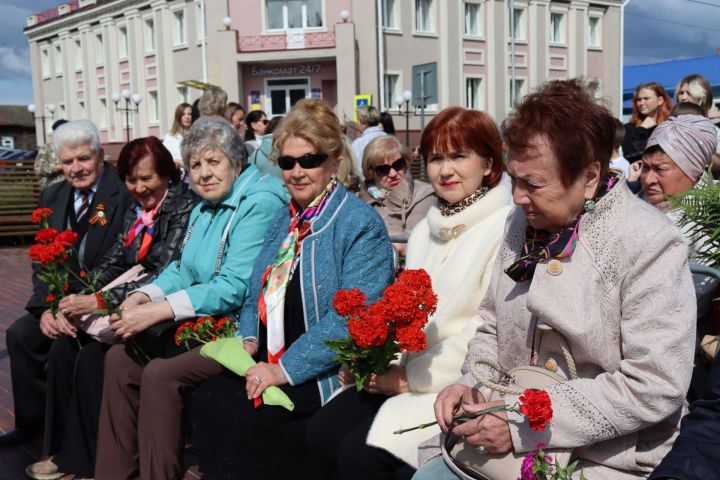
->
[139,165,287,319]
[248,133,286,185]
[239,182,395,405]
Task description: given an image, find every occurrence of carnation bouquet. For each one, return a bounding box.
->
[175,317,294,410]
[325,269,438,391]
[28,208,81,314]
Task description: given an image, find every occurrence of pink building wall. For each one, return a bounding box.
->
[227,0,352,36]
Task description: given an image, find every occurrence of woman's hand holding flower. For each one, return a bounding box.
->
[245,362,288,400]
[434,384,486,434]
[40,309,62,339]
[110,301,173,339]
[59,293,98,318]
[338,365,410,395]
[451,399,512,454]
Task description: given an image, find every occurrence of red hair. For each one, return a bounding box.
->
[503,78,614,187]
[117,136,180,183]
[419,107,503,189]
[630,82,672,126]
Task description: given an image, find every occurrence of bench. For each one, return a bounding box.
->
[0,158,41,237]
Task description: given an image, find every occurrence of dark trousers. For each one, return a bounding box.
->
[95,344,222,480]
[44,334,109,477]
[193,372,323,480]
[6,311,51,431]
[306,388,414,480]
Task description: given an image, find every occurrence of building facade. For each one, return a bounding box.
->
[25,0,622,147]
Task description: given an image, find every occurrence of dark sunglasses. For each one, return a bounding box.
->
[261,119,269,124]
[373,158,407,177]
[277,153,329,170]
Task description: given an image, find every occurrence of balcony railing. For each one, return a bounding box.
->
[36,0,79,23]
[237,30,336,52]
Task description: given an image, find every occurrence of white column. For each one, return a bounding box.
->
[568,0,589,78]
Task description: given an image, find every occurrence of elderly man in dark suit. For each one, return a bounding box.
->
[0,119,133,446]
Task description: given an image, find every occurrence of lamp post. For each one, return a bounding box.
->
[111,89,142,143]
[27,103,56,145]
[395,90,413,147]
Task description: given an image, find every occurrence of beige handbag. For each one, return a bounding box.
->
[441,350,575,480]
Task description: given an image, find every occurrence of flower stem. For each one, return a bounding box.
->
[393,404,519,435]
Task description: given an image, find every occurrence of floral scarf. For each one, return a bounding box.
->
[258,178,338,364]
[505,172,620,283]
[123,189,169,263]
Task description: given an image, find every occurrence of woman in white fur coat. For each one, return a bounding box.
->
[306,107,512,479]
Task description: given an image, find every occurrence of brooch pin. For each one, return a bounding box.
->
[89,204,108,226]
[436,224,466,242]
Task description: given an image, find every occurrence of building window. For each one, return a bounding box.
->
[510,7,525,40]
[464,2,482,37]
[74,39,82,70]
[509,79,525,109]
[178,86,189,104]
[384,74,400,111]
[41,47,50,77]
[550,12,565,44]
[144,18,155,53]
[95,33,104,65]
[149,91,159,124]
[173,10,186,46]
[98,98,108,128]
[466,77,483,110]
[54,44,63,75]
[267,78,309,116]
[383,0,399,29]
[118,26,129,59]
[415,0,435,33]
[78,100,85,118]
[266,0,323,31]
[588,15,602,47]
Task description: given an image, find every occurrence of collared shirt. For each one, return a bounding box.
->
[72,178,101,214]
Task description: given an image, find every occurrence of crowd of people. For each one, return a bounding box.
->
[2,74,719,480]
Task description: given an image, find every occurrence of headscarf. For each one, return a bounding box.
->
[645,114,717,182]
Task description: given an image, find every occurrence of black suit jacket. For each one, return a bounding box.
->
[25,163,134,315]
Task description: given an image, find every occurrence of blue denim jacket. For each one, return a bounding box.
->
[239,182,395,404]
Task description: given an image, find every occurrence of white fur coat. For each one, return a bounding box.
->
[365,184,512,467]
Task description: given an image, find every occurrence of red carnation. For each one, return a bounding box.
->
[333,288,367,317]
[46,294,55,303]
[80,270,87,278]
[54,230,79,247]
[35,227,59,244]
[31,208,53,224]
[348,307,388,348]
[396,323,427,352]
[519,389,553,432]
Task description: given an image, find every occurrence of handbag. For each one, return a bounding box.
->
[441,340,577,480]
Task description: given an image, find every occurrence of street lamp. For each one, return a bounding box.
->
[395,90,412,147]
[111,89,142,143]
[27,103,56,145]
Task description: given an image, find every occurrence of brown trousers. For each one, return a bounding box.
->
[95,344,222,480]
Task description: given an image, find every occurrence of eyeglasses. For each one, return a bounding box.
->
[277,153,329,170]
[261,119,269,125]
[373,158,407,177]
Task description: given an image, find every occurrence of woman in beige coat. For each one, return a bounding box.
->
[415,79,696,479]
[357,136,435,254]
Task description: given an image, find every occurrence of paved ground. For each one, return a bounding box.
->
[0,246,200,479]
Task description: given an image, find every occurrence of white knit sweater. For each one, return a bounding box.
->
[365,183,512,467]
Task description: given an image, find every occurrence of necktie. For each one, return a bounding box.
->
[76,190,90,222]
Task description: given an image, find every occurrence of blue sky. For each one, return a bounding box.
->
[2,0,720,105]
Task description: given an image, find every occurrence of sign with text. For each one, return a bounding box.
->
[250,64,322,77]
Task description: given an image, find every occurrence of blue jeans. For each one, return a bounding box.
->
[412,456,462,480]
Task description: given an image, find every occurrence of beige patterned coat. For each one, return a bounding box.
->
[420,181,696,479]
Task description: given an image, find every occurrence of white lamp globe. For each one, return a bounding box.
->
[403,90,412,102]
[46,103,56,114]
[121,89,131,99]
[27,104,36,113]
[131,94,142,105]
[339,10,350,22]
[222,16,232,28]
[111,92,121,103]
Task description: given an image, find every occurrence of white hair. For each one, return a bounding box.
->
[52,119,101,154]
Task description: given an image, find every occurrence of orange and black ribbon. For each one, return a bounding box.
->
[88,204,108,226]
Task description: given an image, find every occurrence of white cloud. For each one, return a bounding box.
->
[0,47,31,78]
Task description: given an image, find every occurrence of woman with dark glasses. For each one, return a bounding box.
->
[358,136,435,253]
[244,109,268,151]
[191,99,395,480]
[306,106,512,480]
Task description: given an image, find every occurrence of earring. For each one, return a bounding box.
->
[584,199,596,213]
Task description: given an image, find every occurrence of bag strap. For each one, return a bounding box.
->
[468,338,578,396]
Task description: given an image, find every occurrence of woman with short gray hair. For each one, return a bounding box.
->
[95,116,288,479]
